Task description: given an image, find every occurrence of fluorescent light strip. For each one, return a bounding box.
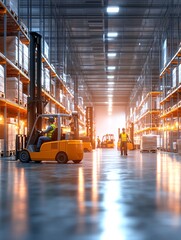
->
[108,53,116,57]
[107,32,118,37]
[107,7,119,13]
[107,66,116,70]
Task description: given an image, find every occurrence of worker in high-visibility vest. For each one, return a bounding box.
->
[36,117,56,151]
[119,128,130,156]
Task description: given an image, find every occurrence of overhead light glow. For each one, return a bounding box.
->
[107,66,116,70]
[108,88,114,91]
[108,82,115,85]
[107,76,114,79]
[108,53,116,57]
[107,7,119,13]
[107,32,118,37]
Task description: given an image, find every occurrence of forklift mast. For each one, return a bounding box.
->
[27,32,42,138]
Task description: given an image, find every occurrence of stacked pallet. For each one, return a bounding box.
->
[177,139,181,155]
[140,135,157,152]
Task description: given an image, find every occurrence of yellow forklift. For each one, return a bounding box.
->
[15,32,83,164]
[101,134,115,148]
[16,113,83,164]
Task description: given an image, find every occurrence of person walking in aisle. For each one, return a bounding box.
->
[119,128,130,156]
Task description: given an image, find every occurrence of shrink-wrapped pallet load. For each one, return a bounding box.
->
[0,36,23,66]
[0,65,4,94]
[177,139,181,155]
[22,93,27,107]
[42,68,50,92]
[22,44,29,73]
[5,0,18,16]
[0,139,4,152]
[6,77,23,102]
[7,122,18,151]
[42,39,49,60]
[140,135,157,152]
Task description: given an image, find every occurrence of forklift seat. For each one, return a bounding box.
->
[51,128,58,141]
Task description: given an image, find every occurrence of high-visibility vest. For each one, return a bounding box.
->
[47,124,56,138]
[119,133,128,142]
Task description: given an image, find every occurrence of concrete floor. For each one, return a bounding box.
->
[0,149,181,240]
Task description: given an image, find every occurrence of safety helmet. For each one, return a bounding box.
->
[48,117,54,123]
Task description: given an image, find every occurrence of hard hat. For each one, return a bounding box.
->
[48,117,54,123]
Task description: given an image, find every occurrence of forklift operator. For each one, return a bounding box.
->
[36,117,56,151]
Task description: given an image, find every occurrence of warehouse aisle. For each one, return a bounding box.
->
[0,149,181,240]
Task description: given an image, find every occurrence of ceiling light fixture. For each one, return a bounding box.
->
[107,76,114,79]
[107,6,119,13]
[107,66,116,70]
[107,32,118,37]
[108,53,116,57]
[107,82,115,84]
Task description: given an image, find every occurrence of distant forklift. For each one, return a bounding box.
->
[101,134,115,148]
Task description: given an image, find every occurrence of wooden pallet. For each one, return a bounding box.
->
[22,68,29,76]
[9,8,18,21]
[0,150,15,157]
[140,149,157,153]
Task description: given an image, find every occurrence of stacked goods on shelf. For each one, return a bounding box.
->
[177,139,181,155]
[44,102,50,114]
[22,93,27,107]
[0,139,4,153]
[22,44,29,73]
[7,118,18,152]
[0,36,22,66]
[0,65,4,94]
[42,68,50,92]
[70,99,74,112]
[51,103,56,114]
[42,39,49,60]
[0,120,4,153]
[51,80,55,97]
[6,77,22,103]
[140,135,157,152]
[78,97,84,109]
[63,95,70,111]
[58,90,63,103]
[5,0,18,16]
[19,40,23,68]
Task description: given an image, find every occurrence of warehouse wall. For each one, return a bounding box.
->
[94,106,126,144]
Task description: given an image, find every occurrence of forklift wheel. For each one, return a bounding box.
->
[19,150,30,163]
[56,152,68,164]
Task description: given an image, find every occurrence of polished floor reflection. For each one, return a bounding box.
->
[0,149,181,240]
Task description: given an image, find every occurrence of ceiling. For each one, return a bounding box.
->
[19,0,180,107]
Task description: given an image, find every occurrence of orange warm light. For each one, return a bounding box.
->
[0,115,4,123]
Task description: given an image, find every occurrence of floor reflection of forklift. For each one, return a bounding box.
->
[15,32,83,164]
[101,134,115,148]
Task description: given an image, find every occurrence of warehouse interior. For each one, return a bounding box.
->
[1,0,181,239]
[1,0,181,153]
